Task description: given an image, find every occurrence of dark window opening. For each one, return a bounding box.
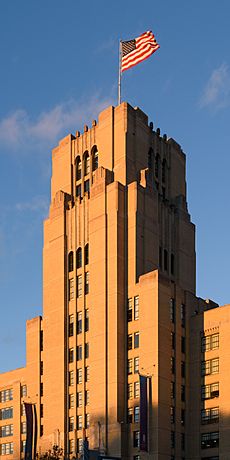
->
[76,248,82,268]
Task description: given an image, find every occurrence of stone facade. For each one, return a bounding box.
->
[0,102,227,459]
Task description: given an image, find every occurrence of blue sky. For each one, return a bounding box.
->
[1,0,230,372]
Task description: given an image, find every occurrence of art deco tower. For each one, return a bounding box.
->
[1,102,200,460]
[40,101,195,458]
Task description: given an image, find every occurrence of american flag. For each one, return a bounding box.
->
[121,31,160,72]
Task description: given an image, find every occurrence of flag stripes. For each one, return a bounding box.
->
[121,31,159,72]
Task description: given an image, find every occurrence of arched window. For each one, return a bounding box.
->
[155,154,160,179]
[162,158,167,183]
[76,247,82,269]
[76,157,81,181]
[148,148,153,170]
[68,251,74,272]
[84,152,90,176]
[92,146,98,171]
[85,243,89,265]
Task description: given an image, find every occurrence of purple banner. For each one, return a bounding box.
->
[24,403,37,460]
[140,375,148,451]
[25,403,33,460]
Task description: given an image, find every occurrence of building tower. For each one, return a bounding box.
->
[0,102,226,459]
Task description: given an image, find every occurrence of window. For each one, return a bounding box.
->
[128,334,132,350]
[201,431,219,449]
[77,392,82,407]
[85,390,89,405]
[77,312,82,334]
[181,303,186,327]
[76,248,82,268]
[201,407,219,425]
[0,424,13,437]
[133,456,140,460]
[171,332,175,350]
[69,439,74,455]
[128,383,133,400]
[181,336,186,354]
[77,345,82,361]
[92,146,99,171]
[0,408,13,420]
[21,404,26,416]
[21,385,27,397]
[0,389,13,403]
[76,184,81,198]
[77,275,82,298]
[171,431,175,449]
[181,361,186,378]
[77,368,82,384]
[85,343,89,359]
[21,440,26,453]
[77,415,83,430]
[84,244,89,265]
[155,154,160,178]
[68,251,74,272]
[40,383,43,397]
[127,407,132,423]
[40,425,43,436]
[40,404,44,418]
[181,408,185,426]
[69,348,74,363]
[21,421,27,434]
[201,382,219,400]
[86,413,90,428]
[0,443,13,455]
[134,296,139,320]
[159,246,162,269]
[164,249,168,271]
[127,298,132,322]
[171,253,175,275]
[133,431,140,448]
[85,366,90,382]
[134,406,139,423]
[170,298,175,323]
[69,416,74,432]
[127,359,133,375]
[170,406,175,423]
[40,361,43,375]
[201,358,219,376]
[171,357,175,374]
[134,381,140,398]
[84,152,90,176]
[77,438,83,454]
[69,278,74,301]
[181,385,185,402]
[181,432,185,451]
[84,179,90,194]
[201,333,219,352]
[134,357,139,374]
[69,370,74,386]
[76,157,81,181]
[40,330,43,351]
[171,382,175,399]
[162,158,166,183]
[85,271,89,294]
[85,309,89,332]
[134,332,139,348]
[69,315,74,337]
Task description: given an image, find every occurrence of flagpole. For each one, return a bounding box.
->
[118,39,122,105]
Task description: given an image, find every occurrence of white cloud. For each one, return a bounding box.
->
[15,195,49,214]
[199,63,230,110]
[0,94,114,152]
